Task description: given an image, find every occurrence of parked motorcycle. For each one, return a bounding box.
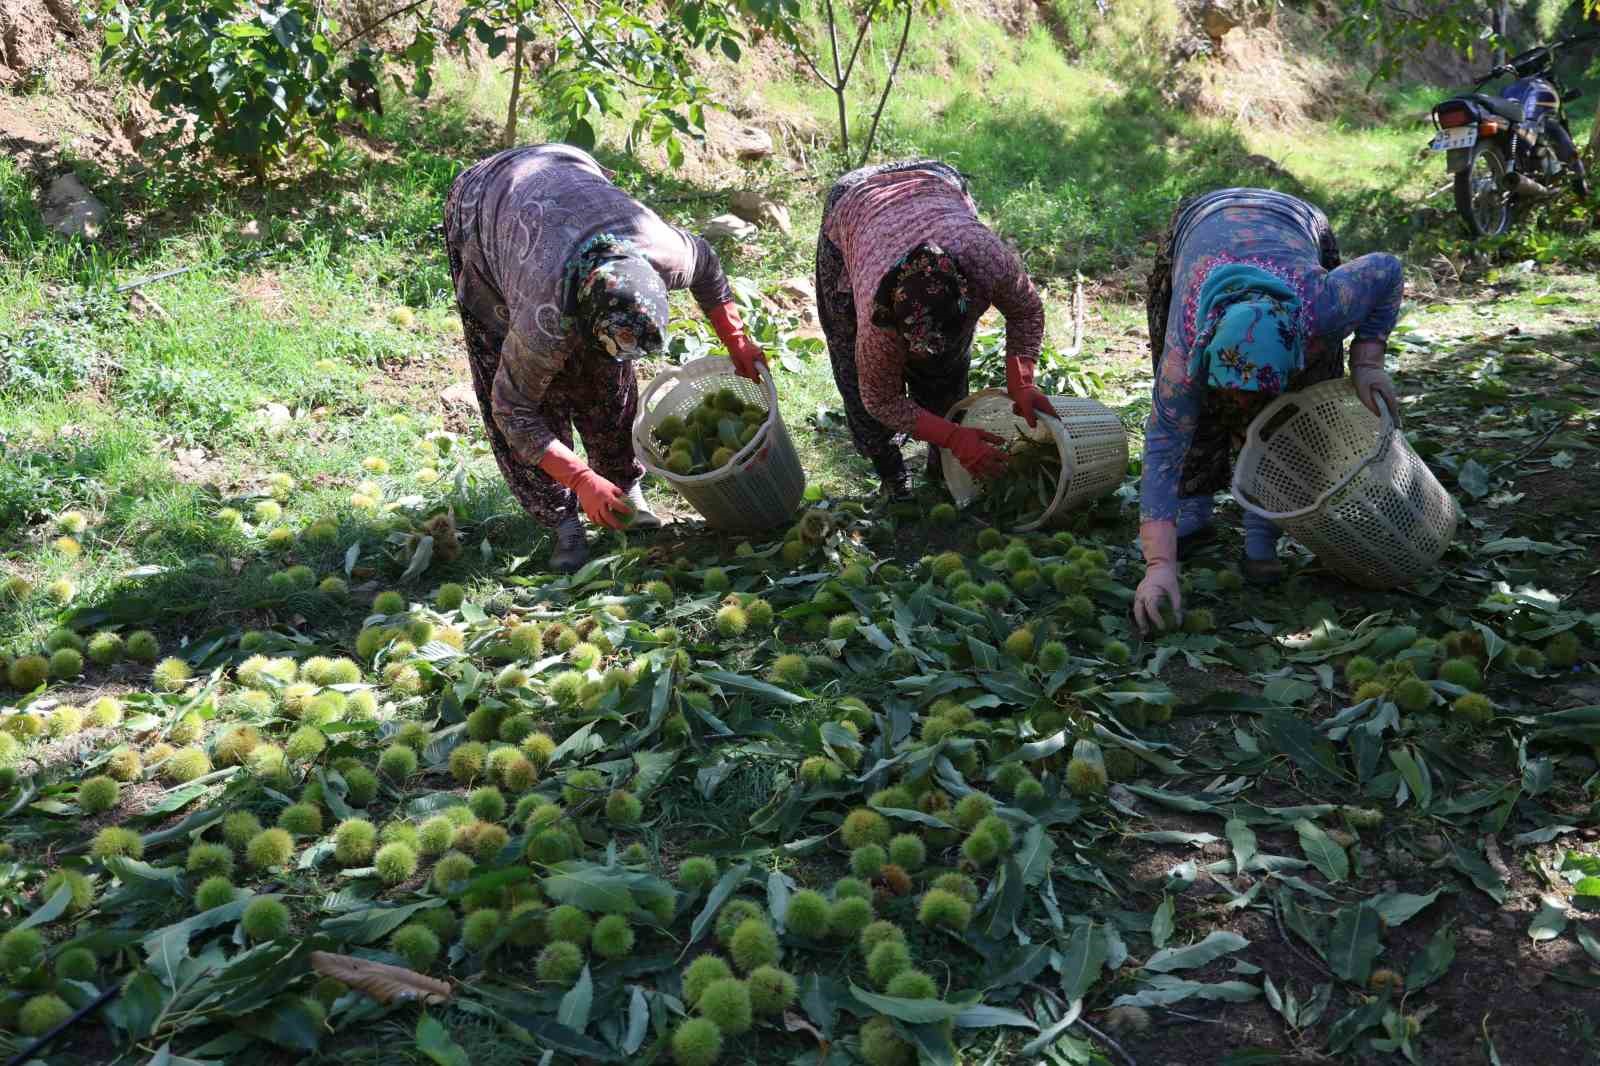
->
[1428,33,1595,238]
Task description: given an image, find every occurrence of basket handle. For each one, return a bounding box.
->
[638,362,690,419]
[1232,385,1397,523]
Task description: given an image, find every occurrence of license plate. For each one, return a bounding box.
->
[1430,127,1477,151]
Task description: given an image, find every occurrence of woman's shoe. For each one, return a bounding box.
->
[1176,526,1219,561]
[1243,557,1285,585]
[623,481,663,530]
[549,515,589,573]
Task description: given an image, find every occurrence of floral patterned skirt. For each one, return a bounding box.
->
[444,233,643,529]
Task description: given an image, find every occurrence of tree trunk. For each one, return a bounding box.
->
[502,34,525,150]
[858,6,912,168]
[823,0,849,156]
[1588,94,1600,162]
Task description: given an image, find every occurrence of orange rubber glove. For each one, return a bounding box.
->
[914,411,1008,480]
[1133,520,1182,635]
[1005,356,1054,428]
[708,302,766,383]
[538,441,633,530]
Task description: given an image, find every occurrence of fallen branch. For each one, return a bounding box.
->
[1029,982,1139,1066]
[1486,416,1566,476]
[1272,892,1336,979]
[1061,274,1087,359]
[4,983,121,1066]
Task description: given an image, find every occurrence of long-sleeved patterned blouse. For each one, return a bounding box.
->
[822,168,1045,434]
[446,144,733,463]
[1141,189,1404,524]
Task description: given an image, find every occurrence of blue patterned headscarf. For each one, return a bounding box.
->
[1188,263,1301,395]
[562,233,669,361]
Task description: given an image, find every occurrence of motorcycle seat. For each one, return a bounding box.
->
[1467,94,1525,122]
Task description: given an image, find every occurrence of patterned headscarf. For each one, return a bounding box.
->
[563,233,669,361]
[1188,263,1302,394]
[871,242,971,360]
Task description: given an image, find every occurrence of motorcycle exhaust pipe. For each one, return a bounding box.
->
[1503,173,1556,199]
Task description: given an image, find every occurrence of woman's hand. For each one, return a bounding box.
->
[568,469,634,529]
[946,426,1010,479]
[1006,356,1054,428]
[914,412,1008,479]
[1348,338,1399,422]
[538,441,634,529]
[709,303,767,384]
[1133,520,1182,634]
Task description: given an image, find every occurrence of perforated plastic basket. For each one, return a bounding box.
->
[633,357,805,531]
[943,389,1129,532]
[1231,377,1457,589]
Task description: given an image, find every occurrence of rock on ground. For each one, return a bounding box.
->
[729,190,792,236]
[41,172,106,238]
[725,124,774,161]
[703,214,758,241]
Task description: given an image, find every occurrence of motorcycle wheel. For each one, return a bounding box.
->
[1454,142,1513,237]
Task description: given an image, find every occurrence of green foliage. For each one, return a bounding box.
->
[1335,0,1502,81]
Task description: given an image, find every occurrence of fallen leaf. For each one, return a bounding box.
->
[310,951,452,1004]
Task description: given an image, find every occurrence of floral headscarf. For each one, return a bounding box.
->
[563,233,670,361]
[1188,262,1302,395]
[870,242,971,360]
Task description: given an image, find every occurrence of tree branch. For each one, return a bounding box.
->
[839,0,885,84]
[332,0,431,51]
[790,42,838,90]
[551,0,666,92]
[857,3,911,167]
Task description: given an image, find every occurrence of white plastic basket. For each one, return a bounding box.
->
[633,357,806,530]
[1232,377,1457,589]
[943,388,1129,532]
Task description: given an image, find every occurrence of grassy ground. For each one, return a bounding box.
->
[3,10,1600,1066]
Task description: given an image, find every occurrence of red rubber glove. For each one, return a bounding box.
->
[538,441,633,530]
[1133,520,1182,635]
[1005,356,1054,428]
[914,411,1008,480]
[708,302,766,384]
